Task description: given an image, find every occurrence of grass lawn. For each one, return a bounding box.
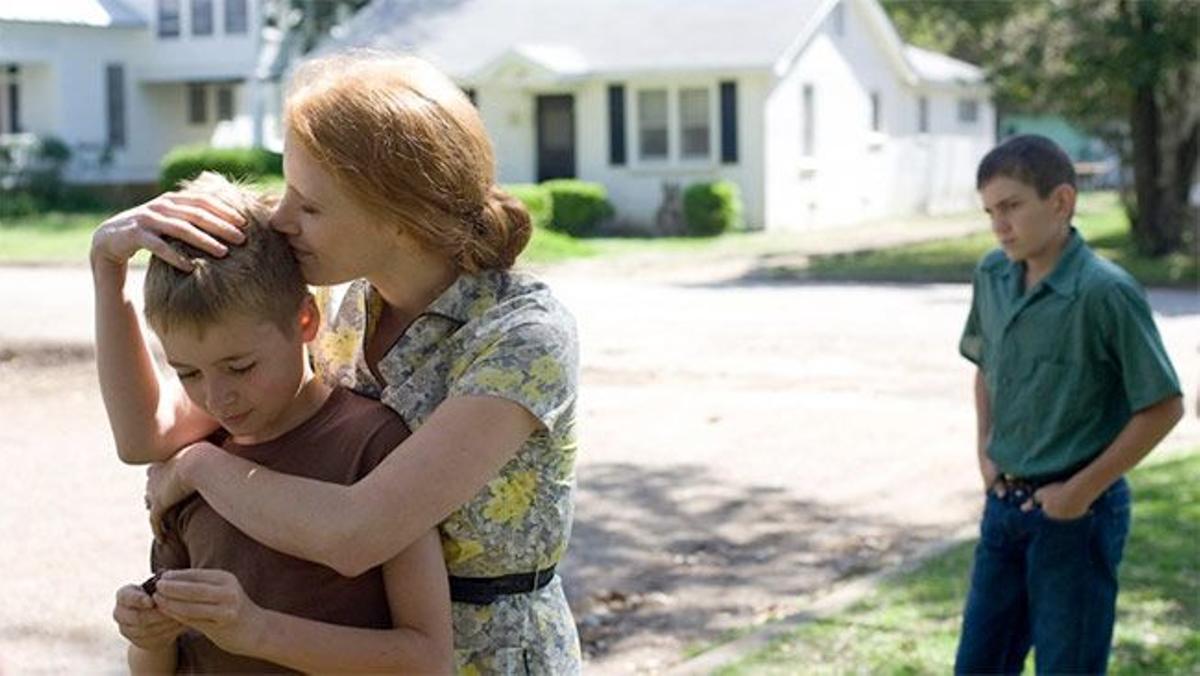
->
[803,192,1198,288]
[0,206,733,266]
[716,448,1200,675]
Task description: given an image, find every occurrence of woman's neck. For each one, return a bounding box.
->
[367,242,460,322]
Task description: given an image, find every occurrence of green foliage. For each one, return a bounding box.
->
[160,146,283,190]
[540,179,615,237]
[683,181,744,237]
[504,183,553,231]
[881,0,1200,256]
[0,191,40,219]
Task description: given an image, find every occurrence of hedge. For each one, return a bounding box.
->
[503,183,553,231]
[540,179,615,237]
[160,146,283,190]
[683,180,744,236]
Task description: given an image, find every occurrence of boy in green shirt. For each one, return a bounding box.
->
[955,135,1184,674]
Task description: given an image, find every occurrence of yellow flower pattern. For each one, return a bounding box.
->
[310,271,581,675]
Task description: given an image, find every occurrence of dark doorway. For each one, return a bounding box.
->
[536,94,576,181]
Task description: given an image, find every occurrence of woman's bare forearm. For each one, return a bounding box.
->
[249,612,451,674]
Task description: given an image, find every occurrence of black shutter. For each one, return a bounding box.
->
[608,84,626,166]
[720,80,738,164]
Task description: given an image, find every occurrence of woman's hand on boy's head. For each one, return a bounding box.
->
[112,584,185,650]
[91,191,248,272]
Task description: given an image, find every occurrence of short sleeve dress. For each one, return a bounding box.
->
[311,270,582,675]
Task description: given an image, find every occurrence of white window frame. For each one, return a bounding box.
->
[216,84,235,121]
[958,98,979,125]
[157,0,180,38]
[635,87,669,163]
[225,0,249,34]
[628,82,720,168]
[192,0,214,36]
[677,86,714,161]
[187,83,208,125]
[800,83,815,158]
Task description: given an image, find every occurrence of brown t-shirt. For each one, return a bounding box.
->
[152,387,411,674]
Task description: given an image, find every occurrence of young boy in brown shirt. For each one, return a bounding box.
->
[105,173,452,673]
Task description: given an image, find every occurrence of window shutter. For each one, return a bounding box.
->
[608,84,626,166]
[720,81,738,164]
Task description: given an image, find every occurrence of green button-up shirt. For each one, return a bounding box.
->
[959,228,1181,478]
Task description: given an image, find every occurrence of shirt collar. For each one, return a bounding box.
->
[1040,227,1085,297]
[422,271,500,323]
[998,226,1085,298]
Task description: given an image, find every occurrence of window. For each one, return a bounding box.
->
[158,0,180,38]
[918,96,929,133]
[106,64,126,147]
[4,65,20,134]
[216,85,235,121]
[192,0,214,35]
[188,84,207,124]
[958,98,979,124]
[225,0,248,34]
[870,91,881,132]
[637,89,668,160]
[801,84,815,156]
[462,87,477,106]
[678,88,711,159]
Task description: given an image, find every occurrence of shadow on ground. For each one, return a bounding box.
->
[561,462,961,663]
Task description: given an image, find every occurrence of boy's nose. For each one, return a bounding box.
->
[269,212,297,235]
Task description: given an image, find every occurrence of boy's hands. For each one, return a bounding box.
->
[1023,481,1093,521]
[152,569,266,657]
[90,191,247,272]
[113,585,185,650]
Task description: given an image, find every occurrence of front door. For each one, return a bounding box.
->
[536,95,575,182]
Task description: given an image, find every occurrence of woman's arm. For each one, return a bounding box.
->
[153,531,453,674]
[91,193,246,463]
[253,529,453,673]
[163,395,538,577]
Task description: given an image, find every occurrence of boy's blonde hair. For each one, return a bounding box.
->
[143,172,306,337]
[284,51,531,273]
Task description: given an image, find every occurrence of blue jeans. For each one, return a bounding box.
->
[954,477,1131,674]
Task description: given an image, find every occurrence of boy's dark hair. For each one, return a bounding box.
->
[143,172,305,337]
[976,134,1076,197]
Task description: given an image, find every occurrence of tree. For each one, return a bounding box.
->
[883,0,1200,256]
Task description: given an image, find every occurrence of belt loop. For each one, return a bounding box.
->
[531,566,545,593]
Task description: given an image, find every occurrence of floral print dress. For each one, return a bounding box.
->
[311,270,582,675]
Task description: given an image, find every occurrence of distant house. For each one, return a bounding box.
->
[318,0,996,231]
[0,0,282,186]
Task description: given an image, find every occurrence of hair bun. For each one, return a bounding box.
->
[459,185,532,272]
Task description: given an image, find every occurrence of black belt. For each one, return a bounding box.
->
[449,565,556,605]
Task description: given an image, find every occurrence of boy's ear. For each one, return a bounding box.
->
[298,294,321,342]
[1050,183,1077,222]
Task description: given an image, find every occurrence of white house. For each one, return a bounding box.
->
[0,0,281,185]
[317,0,996,231]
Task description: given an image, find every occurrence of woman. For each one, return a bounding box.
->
[91,52,581,673]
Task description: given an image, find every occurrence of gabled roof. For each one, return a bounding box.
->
[904,45,985,85]
[0,0,145,28]
[318,0,831,78]
[317,0,987,92]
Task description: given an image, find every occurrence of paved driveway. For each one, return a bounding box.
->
[0,263,1196,673]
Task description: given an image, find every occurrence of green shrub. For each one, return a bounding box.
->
[683,180,743,236]
[540,179,615,237]
[504,183,553,231]
[160,146,282,190]
[0,191,40,219]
